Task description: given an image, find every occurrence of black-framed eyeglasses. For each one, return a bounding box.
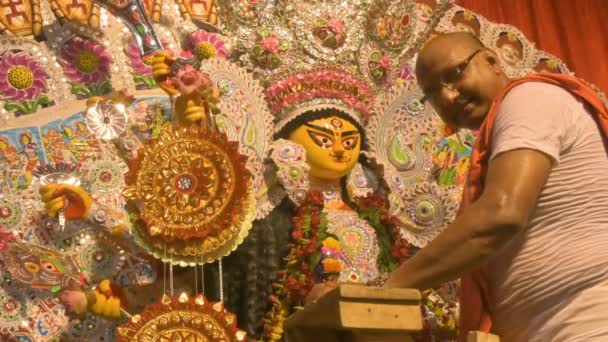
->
[420,48,484,104]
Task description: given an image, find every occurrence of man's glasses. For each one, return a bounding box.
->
[420,48,483,104]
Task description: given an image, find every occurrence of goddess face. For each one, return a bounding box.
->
[288,115,361,180]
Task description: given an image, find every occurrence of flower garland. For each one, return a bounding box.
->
[358,195,458,341]
[260,190,332,341]
[419,291,458,341]
[354,194,410,273]
[264,69,374,117]
[260,191,409,341]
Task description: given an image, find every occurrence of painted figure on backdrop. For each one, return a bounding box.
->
[496,31,524,67]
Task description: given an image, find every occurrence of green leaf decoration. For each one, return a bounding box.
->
[242,117,256,147]
[4,101,27,113]
[388,136,412,170]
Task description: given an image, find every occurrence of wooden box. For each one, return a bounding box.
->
[284,284,422,342]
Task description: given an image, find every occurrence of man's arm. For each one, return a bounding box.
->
[384,148,552,290]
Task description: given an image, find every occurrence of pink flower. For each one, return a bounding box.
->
[189,30,229,60]
[59,37,112,85]
[0,51,48,102]
[328,19,345,35]
[261,36,280,54]
[379,55,391,69]
[399,66,415,81]
[170,64,211,96]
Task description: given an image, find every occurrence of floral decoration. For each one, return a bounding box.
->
[260,191,409,342]
[313,18,346,49]
[188,30,229,60]
[0,51,50,115]
[170,64,212,96]
[399,65,416,82]
[251,28,290,69]
[368,50,392,82]
[265,69,374,118]
[418,290,459,341]
[58,36,113,97]
[261,190,325,342]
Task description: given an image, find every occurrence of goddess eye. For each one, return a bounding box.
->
[307,130,335,148]
[342,136,359,150]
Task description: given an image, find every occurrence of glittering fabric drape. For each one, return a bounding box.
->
[456,0,608,93]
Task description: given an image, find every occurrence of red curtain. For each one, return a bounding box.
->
[456,0,608,94]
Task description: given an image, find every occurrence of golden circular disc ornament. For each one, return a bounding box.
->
[123,125,256,265]
[116,293,247,342]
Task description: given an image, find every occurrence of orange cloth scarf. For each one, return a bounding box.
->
[458,73,608,341]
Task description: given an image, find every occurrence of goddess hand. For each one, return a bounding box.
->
[149,51,178,95]
[39,184,93,220]
[88,279,128,321]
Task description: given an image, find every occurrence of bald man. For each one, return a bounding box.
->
[385,32,608,341]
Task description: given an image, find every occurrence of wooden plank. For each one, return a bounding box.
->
[338,284,421,302]
[285,328,416,342]
[467,331,501,342]
[285,285,422,331]
[340,301,422,331]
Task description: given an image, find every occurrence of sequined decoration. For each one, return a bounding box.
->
[76,231,126,282]
[85,159,125,192]
[1,239,82,292]
[269,139,310,205]
[326,209,380,284]
[85,102,129,140]
[116,293,247,342]
[0,195,24,231]
[123,125,256,265]
[201,58,277,219]
[389,182,458,248]
[289,1,365,63]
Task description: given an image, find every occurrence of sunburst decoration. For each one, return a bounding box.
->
[123,125,252,241]
[126,197,255,266]
[116,293,247,342]
[123,124,255,265]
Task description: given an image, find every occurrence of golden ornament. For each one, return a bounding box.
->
[116,293,247,342]
[124,125,252,241]
[123,125,256,265]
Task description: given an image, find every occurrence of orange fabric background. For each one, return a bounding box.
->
[456,0,608,93]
